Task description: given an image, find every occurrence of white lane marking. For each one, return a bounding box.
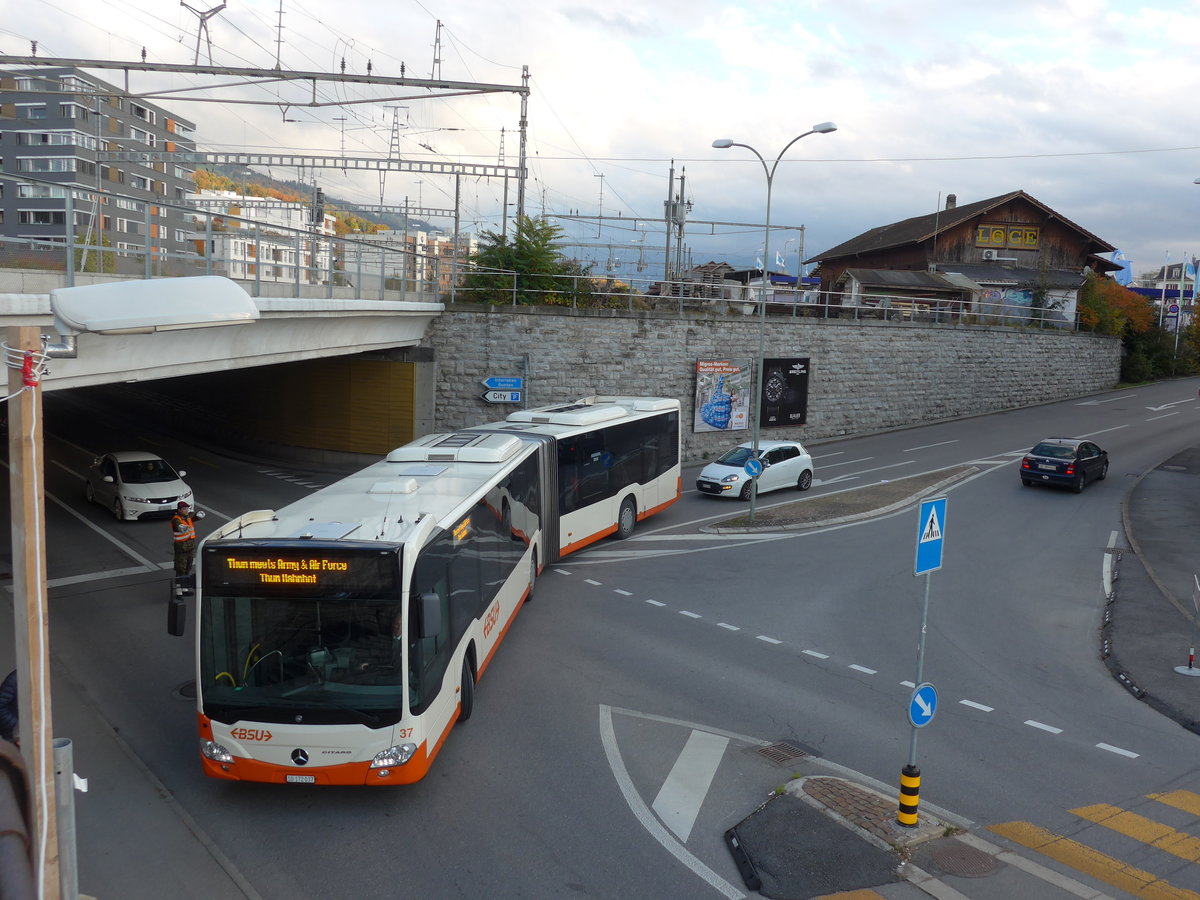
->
[39,565,161,589]
[1076,424,1129,439]
[614,589,633,596]
[1025,721,1063,734]
[756,636,782,645]
[652,730,731,843]
[554,568,571,575]
[41,461,160,568]
[1103,531,1118,598]
[1097,743,1139,759]
[680,610,701,619]
[849,664,877,675]
[717,623,739,631]
[585,579,602,586]
[819,456,875,469]
[646,599,666,607]
[900,680,916,688]
[1147,412,1179,421]
[803,650,829,659]
[960,700,994,712]
[905,440,958,452]
[1076,393,1137,406]
[599,708,746,900]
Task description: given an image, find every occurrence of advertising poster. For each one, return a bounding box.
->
[694,358,752,433]
[760,357,810,428]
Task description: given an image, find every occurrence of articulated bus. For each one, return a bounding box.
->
[193,396,680,785]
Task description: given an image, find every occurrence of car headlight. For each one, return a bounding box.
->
[371,743,417,768]
[123,493,150,503]
[200,739,234,763]
[181,489,194,501]
[721,474,741,483]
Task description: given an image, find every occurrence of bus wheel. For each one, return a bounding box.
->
[459,659,475,723]
[525,552,537,603]
[616,498,637,540]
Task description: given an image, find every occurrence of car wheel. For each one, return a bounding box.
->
[797,470,813,491]
[112,498,125,521]
[1021,478,1032,487]
[1072,473,1085,494]
[85,481,95,504]
[616,497,637,539]
[1098,461,1108,481]
[458,658,475,723]
[739,481,753,501]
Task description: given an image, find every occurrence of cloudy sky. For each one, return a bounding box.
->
[3,0,1198,282]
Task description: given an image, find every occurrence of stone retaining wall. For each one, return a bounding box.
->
[424,304,1121,462]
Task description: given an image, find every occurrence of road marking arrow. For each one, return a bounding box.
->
[1146,398,1197,411]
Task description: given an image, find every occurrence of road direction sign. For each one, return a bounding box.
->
[908,683,938,728]
[481,390,521,404]
[1170,304,1181,316]
[914,496,947,575]
[481,376,523,391]
[744,458,763,478]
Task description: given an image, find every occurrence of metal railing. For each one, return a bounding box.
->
[0,176,452,302]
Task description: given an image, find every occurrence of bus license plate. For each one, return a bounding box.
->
[286,774,315,784]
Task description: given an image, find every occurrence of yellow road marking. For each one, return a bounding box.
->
[1072,804,1200,862]
[989,821,1200,900]
[1151,791,1200,817]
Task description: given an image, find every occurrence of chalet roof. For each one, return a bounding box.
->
[809,190,1116,262]
[837,265,1088,293]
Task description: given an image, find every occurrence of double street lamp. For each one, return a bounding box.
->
[712,122,837,523]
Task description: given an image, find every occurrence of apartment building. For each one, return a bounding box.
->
[0,66,197,267]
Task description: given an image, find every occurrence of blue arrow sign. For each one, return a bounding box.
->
[482,376,523,391]
[744,458,763,478]
[914,496,947,576]
[909,682,938,728]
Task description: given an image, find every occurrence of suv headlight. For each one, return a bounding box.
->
[371,743,417,768]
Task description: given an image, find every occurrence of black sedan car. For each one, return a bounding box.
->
[1020,438,1108,493]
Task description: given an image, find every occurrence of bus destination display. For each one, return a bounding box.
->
[204,547,397,595]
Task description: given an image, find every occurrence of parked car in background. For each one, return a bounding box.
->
[696,440,814,500]
[85,451,194,520]
[1020,438,1108,493]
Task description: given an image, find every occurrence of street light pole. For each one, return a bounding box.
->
[712,122,836,523]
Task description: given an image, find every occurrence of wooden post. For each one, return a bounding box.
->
[7,325,60,898]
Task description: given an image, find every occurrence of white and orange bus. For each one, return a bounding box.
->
[192,396,680,785]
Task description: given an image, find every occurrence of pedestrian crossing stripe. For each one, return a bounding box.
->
[1071,803,1200,862]
[989,820,1200,900]
[1150,791,1200,817]
[920,507,942,543]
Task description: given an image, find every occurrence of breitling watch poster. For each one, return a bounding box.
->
[693,358,752,432]
[760,357,810,428]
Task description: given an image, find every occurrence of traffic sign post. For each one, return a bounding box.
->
[899,496,948,828]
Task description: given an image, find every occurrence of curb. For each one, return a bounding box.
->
[703,465,980,534]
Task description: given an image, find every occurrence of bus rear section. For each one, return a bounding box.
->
[473,395,682,560]
[192,431,542,785]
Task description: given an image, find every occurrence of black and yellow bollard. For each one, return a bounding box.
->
[897,764,920,827]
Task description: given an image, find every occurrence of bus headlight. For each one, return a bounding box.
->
[371,743,417,768]
[200,739,234,763]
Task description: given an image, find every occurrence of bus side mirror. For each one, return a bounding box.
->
[419,592,442,638]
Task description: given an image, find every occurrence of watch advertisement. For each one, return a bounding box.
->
[761,357,810,428]
[694,358,752,432]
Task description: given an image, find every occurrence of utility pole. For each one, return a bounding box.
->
[7,326,60,898]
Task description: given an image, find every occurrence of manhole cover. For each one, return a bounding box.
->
[755,741,809,765]
[928,842,998,878]
[172,680,197,701]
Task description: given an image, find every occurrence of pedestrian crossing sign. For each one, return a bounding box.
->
[915,497,947,575]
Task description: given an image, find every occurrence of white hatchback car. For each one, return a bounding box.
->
[85,451,195,521]
[696,440,814,500]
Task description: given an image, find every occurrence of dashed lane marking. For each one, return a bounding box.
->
[1096,743,1139,759]
[1025,720,1063,734]
[960,700,994,712]
[849,664,877,675]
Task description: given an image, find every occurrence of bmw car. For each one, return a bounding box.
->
[1020,438,1108,493]
[696,440,814,500]
[85,451,195,520]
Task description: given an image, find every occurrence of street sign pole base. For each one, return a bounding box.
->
[1173,666,1200,676]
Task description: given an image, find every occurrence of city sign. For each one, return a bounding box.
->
[481,390,521,404]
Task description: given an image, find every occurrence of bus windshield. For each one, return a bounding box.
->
[200,545,404,728]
